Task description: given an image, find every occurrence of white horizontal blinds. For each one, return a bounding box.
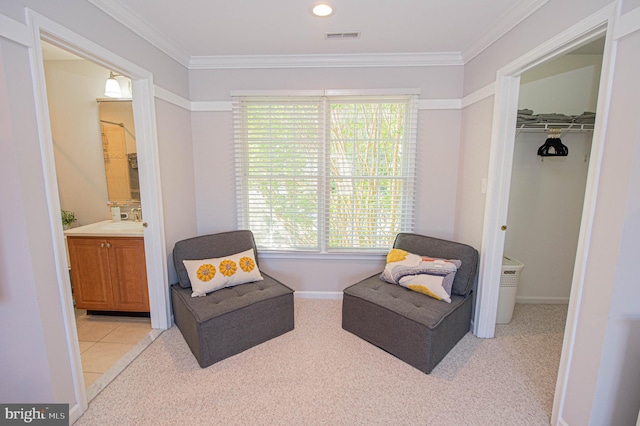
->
[233,93,417,252]
[326,95,418,250]
[233,96,324,250]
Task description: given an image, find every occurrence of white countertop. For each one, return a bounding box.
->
[64,220,144,237]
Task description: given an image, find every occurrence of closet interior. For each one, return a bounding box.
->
[501,37,604,318]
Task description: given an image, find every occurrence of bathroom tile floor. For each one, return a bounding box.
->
[75,309,152,389]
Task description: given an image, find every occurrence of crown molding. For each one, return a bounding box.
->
[462,0,549,63]
[189,52,464,70]
[88,0,549,69]
[88,0,191,67]
[87,0,463,70]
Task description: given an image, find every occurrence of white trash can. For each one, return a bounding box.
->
[496,256,524,324]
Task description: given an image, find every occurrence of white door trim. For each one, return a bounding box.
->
[470,4,615,425]
[25,10,170,422]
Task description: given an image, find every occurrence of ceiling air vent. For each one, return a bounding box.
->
[325,32,361,40]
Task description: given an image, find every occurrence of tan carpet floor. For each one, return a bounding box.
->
[75,299,567,425]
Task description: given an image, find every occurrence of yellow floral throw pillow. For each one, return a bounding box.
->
[183,248,263,297]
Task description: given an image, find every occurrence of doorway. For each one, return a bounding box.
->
[41,41,155,398]
[28,13,171,417]
[504,38,603,310]
[495,41,605,421]
[472,15,615,425]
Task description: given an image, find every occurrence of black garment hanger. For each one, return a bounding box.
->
[537,129,568,157]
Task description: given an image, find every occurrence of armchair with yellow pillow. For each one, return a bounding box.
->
[171,230,294,368]
[342,233,478,374]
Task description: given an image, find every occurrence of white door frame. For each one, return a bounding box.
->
[25,10,170,420]
[470,4,617,425]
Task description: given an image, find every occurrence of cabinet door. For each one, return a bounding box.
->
[108,238,150,312]
[68,237,113,310]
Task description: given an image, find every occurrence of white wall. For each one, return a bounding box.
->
[506,133,591,302]
[155,98,198,285]
[0,0,195,417]
[518,54,603,115]
[189,66,464,101]
[454,96,494,250]
[189,66,464,292]
[564,28,640,426]
[19,0,190,98]
[0,36,76,405]
[44,59,111,226]
[0,42,55,403]
[504,53,601,303]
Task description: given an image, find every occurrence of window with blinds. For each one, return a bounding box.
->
[233,92,418,252]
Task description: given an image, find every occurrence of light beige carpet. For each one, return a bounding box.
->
[75,299,567,425]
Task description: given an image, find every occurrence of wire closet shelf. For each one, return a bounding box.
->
[516,122,594,137]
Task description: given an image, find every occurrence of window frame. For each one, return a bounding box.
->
[232,89,419,254]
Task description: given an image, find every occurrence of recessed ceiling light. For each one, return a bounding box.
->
[311,3,335,17]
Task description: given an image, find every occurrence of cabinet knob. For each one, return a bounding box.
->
[501,225,508,231]
[106,242,111,248]
[143,222,148,228]
[100,242,105,248]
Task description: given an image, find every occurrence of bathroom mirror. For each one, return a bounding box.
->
[98,99,140,203]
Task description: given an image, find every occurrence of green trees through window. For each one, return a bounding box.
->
[234,94,418,252]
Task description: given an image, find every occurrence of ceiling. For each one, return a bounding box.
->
[88,0,551,67]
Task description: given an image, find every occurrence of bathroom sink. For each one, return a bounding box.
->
[100,221,143,231]
[63,219,145,237]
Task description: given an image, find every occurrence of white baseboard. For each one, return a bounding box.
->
[516,296,570,304]
[294,291,343,300]
[295,292,569,303]
[558,416,569,426]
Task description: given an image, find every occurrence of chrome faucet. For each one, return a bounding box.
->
[131,207,142,222]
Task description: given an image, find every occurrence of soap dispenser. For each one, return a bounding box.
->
[110,202,121,222]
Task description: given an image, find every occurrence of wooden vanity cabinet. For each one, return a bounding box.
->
[67,236,149,312]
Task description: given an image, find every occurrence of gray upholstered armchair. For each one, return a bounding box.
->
[342,233,479,373]
[171,230,294,368]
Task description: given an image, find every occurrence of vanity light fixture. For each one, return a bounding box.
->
[311,2,335,17]
[104,71,122,98]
